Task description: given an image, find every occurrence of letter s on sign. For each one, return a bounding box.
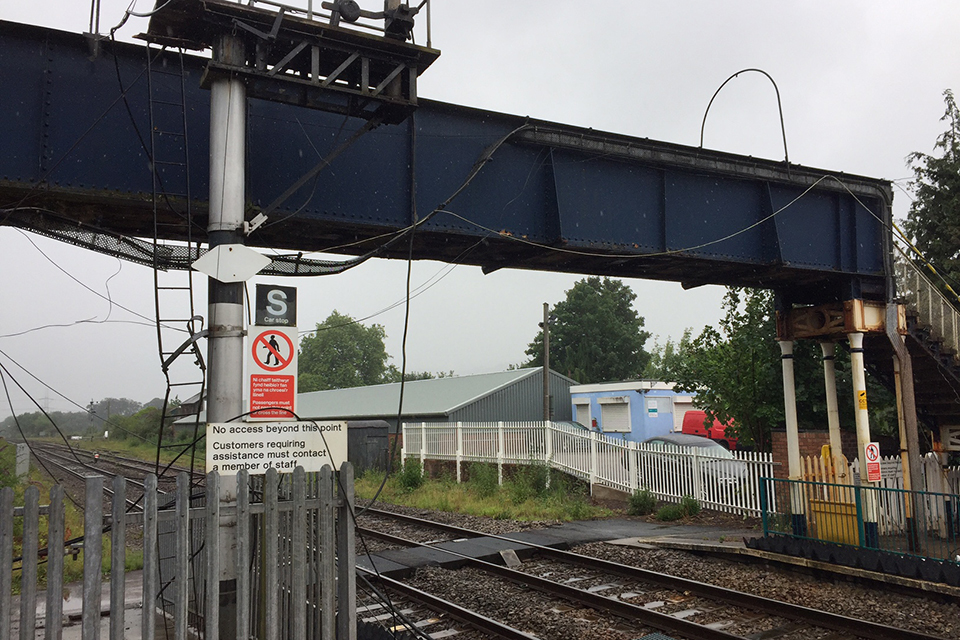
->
[266,290,287,317]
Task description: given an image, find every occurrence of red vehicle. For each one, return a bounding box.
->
[680,410,738,450]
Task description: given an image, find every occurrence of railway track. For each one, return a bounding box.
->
[356,507,952,640]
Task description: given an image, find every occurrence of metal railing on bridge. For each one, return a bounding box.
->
[894,247,960,363]
[401,421,776,517]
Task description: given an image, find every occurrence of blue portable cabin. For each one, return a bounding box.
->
[569,381,694,442]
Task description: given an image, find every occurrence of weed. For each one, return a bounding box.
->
[628,489,657,516]
[396,460,425,492]
[680,495,701,517]
[655,504,685,521]
[467,463,500,499]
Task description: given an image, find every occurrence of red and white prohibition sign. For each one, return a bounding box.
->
[252,329,295,373]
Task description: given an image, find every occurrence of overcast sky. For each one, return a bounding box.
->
[1,1,958,419]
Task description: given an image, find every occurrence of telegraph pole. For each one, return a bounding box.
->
[206,33,247,638]
[542,303,550,421]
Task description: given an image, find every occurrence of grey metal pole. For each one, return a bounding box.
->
[207,33,247,640]
[542,302,550,422]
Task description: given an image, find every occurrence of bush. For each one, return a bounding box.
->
[628,489,657,516]
[655,504,685,521]
[680,495,701,517]
[467,463,500,498]
[655,495,701,521]
[396,459,424,491]
[507,462,550,504]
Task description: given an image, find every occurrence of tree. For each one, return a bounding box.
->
[298,310,394,392]
[903,90,960,290]
[525,277,651,383]
[643,329,694,380]
[672,288,897,451]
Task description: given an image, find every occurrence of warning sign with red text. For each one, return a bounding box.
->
[246,326,298,421]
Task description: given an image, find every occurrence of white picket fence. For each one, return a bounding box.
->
[401,421,776,517]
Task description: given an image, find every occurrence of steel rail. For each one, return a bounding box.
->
[360,508,948,640]
[358,526,743,640]
[358,567,541,640]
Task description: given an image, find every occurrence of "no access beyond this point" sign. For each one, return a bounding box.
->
[206,421,347,475]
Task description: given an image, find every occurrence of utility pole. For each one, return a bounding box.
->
[206,33,247,639]
[542,303,550,422]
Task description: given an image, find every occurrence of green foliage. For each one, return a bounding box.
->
[679,495,701,516]
[298,310,394,392]
[643,330,694,381]
[903,89,960,293]
[506,462,550,504]
[467,462,500,498]
[656,496,700,521]
[396,459,425,491]
[670,288,897,450]
[0,439,17,489]
[525,277,651,383]
[628,489,657,516]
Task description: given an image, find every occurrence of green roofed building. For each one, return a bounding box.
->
[297,368,577,429]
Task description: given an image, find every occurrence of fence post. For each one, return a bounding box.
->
[45,485,64,640]
[456,422,463,483]
[110,476,127,640]
[264,467,279,640]
[292,467,307,640]
[628,441,638,492]
[544,420,553,468]
[142,475,158,640]
[420,422,427,474]
[319,466,336,640]
[400,422,407,470]
[20,485,40,640]
[175,473,190,640]
[1,487,12,640]
[205,472,221,640]
[692,447,702,502]
[337,463,357,640]
[82,478,103,640]
[589,431,598,492]
[236,470,250,640]
[497,422,505,485]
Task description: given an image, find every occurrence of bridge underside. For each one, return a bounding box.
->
[0,20,892,304]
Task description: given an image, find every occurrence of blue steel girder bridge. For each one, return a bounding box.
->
[1,17,960,435]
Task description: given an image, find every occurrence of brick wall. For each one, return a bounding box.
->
[770,429,860,478]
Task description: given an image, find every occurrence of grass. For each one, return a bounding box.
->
[7,458,146,594]
[356,462,612,522]
[70,435,203,470]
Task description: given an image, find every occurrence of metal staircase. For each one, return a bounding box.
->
[865,250,960,431]
[146,43,207,478]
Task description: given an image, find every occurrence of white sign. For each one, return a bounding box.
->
[206,421,348,475]
[246,326,299,421]
[646,399,658,418]
[864,441,882,483]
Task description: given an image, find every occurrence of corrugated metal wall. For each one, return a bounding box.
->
[449,370,574,422]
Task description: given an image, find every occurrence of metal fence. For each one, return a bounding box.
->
[761,477,960,564]
[1,465,356,640]
[402,421,776,517]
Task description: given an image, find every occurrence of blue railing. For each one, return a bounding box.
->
[760,477,960,564]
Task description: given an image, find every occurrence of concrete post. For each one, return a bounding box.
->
[207,33,247,639]
[847,331,878,546]
[779,340,806,535]
[820,342,844,463]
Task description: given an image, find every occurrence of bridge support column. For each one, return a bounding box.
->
[847,332,879,547]
[779,340,806,536]
[820,342,844,469]
[207,33,247,640]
